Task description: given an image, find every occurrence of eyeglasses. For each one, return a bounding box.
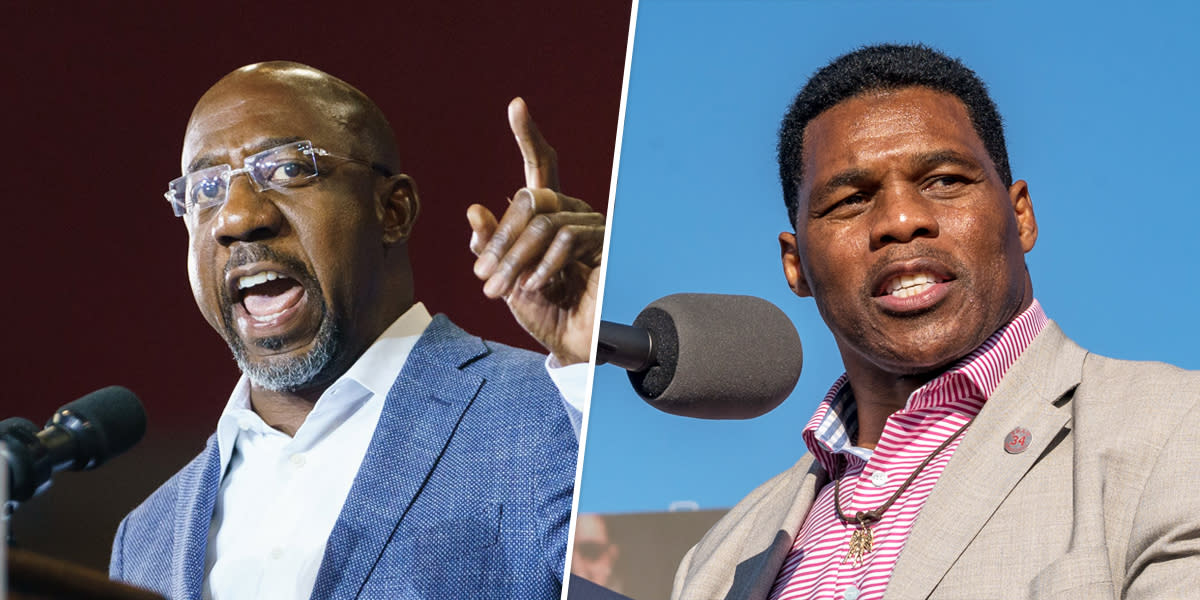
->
[164,140,392,218]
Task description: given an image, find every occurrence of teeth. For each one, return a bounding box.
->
[887,273,938,298]
[237,271,281,290]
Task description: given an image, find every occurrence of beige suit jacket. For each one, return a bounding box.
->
[673,323,1200,599]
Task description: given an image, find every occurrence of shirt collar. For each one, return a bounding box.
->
[339,302,432,398]
[214,302,433,476]
[802,300,1048,473]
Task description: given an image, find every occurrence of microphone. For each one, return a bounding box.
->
[1,386,146,503]
[597,293,803,419]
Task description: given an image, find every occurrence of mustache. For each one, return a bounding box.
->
[226,244,289,274]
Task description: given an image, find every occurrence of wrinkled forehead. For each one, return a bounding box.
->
[181,76,365,174]
[800,89,985,186]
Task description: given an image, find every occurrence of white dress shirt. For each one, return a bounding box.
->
[202,303,587,599]
[546,353,589,438]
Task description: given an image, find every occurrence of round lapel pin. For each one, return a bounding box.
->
[1004,427,1032,454]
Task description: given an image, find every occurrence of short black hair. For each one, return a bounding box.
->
[778,44,1011,226]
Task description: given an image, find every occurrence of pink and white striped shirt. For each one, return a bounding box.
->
[768,301,1048,600]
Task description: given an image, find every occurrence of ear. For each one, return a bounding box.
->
[1009,179,1037,253]
[379,174,420,245]
[779,231,812,297]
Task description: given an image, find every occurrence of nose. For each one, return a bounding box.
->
[869,184,939,250]
[209,174,284,246]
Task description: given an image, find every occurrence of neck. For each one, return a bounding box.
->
[248,385,325,436]
[842,367,938,450]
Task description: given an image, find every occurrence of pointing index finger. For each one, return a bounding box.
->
[508,97,560,191]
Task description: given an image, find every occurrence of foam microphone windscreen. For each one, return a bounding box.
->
[628,293,803,419]
[51,385,146,468]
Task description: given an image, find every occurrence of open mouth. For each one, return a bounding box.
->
[236,270,305,323]
[881,272,947,299]
[870,259,957,313]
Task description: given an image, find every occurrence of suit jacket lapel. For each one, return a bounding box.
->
[886,322,1085,599]
[677,456,827,600]
[310,315,488,600]
[729,459,828,600]
[171,434,221,600]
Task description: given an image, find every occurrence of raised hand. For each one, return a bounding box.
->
[468,98,605,365]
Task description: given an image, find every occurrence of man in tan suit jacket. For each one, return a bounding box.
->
[672,45,1200,599]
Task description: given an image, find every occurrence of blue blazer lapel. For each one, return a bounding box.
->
[171,434,221,600]
[311,315,490,600]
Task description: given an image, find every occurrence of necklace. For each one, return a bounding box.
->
[833,416,975,565]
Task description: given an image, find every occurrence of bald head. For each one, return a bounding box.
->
[184,61,401,174]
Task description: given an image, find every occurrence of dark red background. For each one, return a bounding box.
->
[1,2,629,570]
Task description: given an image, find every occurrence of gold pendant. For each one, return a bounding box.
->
[845,519,874,566]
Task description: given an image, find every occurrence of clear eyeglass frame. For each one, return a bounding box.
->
[164,140,391,218]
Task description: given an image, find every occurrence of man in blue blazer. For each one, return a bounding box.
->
[109,61,603,599]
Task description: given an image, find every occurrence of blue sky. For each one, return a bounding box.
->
[578,0,1200,514]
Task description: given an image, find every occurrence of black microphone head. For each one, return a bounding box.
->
[628,293,803,419]
[49,386,146,469]
[0,417,39,438]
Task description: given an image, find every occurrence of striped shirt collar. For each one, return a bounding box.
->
[803,300,1049,473]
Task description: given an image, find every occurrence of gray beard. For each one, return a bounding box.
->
[228,313,342,392]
